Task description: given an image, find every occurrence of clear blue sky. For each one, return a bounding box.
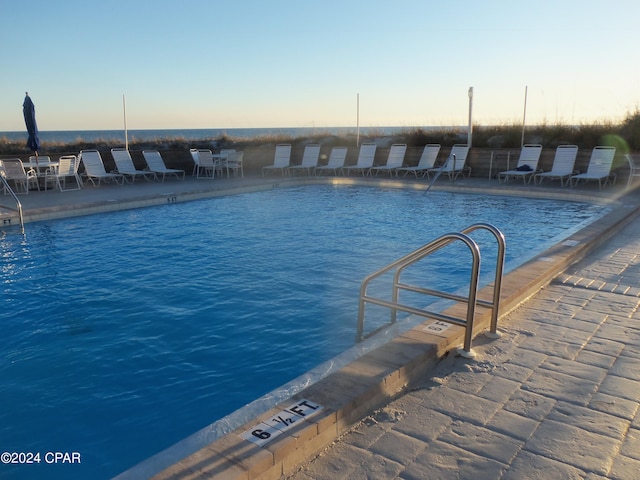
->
[1,0,639,131]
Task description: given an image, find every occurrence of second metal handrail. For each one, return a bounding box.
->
[356,223,505,358]
[0,173,25,234]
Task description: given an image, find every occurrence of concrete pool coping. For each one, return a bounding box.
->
[2,175,638,479]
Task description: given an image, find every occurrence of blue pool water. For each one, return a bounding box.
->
[0,185,607,479]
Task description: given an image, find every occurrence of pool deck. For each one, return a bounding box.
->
[3,174,640,479]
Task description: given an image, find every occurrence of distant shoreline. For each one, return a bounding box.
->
[0,126,462,145]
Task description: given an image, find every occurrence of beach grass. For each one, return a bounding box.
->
[1,111,639,156]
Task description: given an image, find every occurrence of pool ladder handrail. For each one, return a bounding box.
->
[356,223,505,358]
[424,153,455,193]
[0,172,25,234]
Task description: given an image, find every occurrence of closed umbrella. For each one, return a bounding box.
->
[23,92,40,160]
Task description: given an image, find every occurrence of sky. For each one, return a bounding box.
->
[1,0,639,132]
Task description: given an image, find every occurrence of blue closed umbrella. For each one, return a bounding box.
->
[23,92,40,156]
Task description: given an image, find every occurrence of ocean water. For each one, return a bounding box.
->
[0,185,607,479]
[0,126,457,145]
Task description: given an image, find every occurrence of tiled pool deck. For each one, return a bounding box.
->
[3,175,640,479]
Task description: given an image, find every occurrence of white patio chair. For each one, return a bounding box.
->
[225,151,244,178]
[217,149,236,178]
[625,153,640,187]
[0,158,39,194]
[45,155,82,192]
[195,149,219,179]
[190,148,200,176]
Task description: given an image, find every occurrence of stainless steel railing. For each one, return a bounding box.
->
[356,223,505,358]
[0,173,25,234]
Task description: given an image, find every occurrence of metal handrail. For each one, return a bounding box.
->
[356,223,505,358]
[460,223,505,337]
[0,174,25,234]
[425,153,455,193]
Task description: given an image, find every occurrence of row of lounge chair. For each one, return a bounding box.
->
[80,149,186,187]
[261,142,627,190]
[497,144,617,189]
[262,143,471,180]
[0,149,186,194]
[1,143,631,195]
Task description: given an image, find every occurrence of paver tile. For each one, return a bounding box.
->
[437,420,523,464]
[538,356,608,383]
[503,390,556,421]
[484,410,540,442]
[547,401,630,439]
[368,429,427,466]
[608,454,640,480]
[619,427,640,461]
[400,440,505,480]
[501,450,586,480]
[414,385,501,425]
[588,392,639,421]
[520,368,599,405]
[574,349,617,369]
[524,419,619,475]
[476,375,520,404]
[608,354,640,381]
[598,374,640,402]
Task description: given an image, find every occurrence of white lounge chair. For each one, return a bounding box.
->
[370,144,407,176]
[342,143,377,176]
[534,145,578,186]
[79,150,125,186]
[44,155,82,191]
[396,144,441,179]
[111,148,157,183]
[427,144,470,181]
[142,150,185,181]
[288,144,321,176]
[570,146,616,189]
[314,147,348,175]
[498,144,543,184]
[0,158,39,194]
[262,144,292,176]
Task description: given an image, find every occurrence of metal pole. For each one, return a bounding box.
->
[467,87,473,148]
[521,86,528,147]
[123,94,128,150]
[356,93,360,147]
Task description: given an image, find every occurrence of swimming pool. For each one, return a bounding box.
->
[0,184,608,479]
